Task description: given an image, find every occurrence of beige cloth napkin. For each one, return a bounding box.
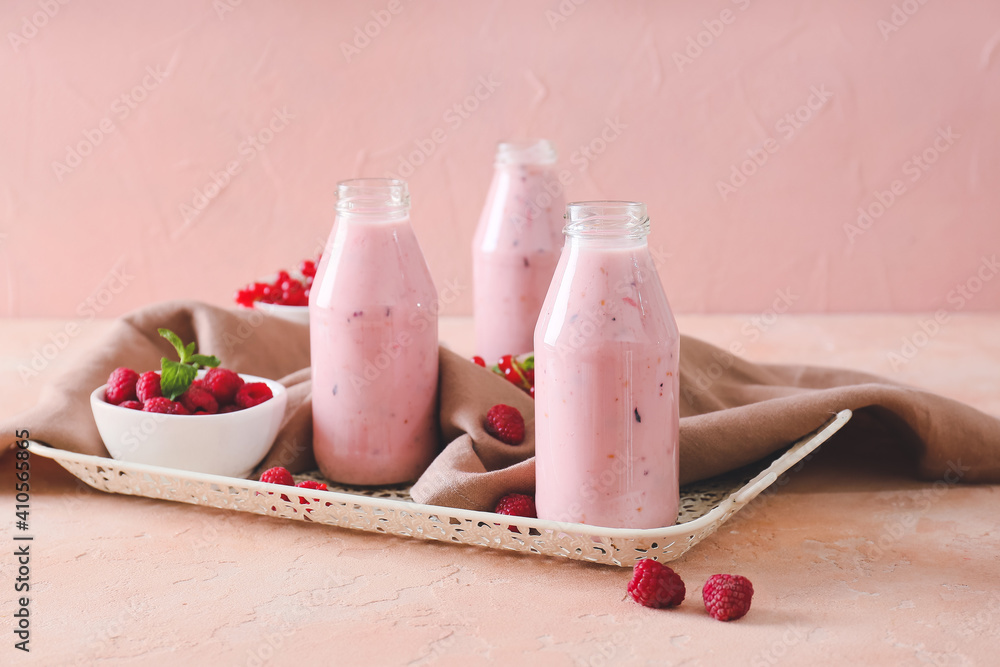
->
[3,301,998,512]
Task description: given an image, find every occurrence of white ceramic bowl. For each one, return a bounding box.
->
[90,373,288,478]
[253,301,310,325]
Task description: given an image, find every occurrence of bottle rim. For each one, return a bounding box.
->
[336,178,410,214]
[495,139,558,166]
[564,201,650,239]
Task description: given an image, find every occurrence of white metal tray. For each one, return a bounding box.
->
[29,409,850,567]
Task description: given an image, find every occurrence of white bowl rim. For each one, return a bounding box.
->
[252,302,309,312]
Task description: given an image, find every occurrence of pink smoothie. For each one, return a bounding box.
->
[534,232,679,529]
[473,142,565,363]
[310,206,439,486]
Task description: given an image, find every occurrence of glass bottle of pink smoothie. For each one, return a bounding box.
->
[309,178,439,485]
[473,139,565,363]
[534,201,680,529]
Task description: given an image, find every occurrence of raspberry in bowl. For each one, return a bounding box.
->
[91,370,287,478]
[89,329,288,478]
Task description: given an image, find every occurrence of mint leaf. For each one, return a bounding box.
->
[188,354,221,369]
[160,358,197,400]
[158,328,187,360]
[155,328,223,398]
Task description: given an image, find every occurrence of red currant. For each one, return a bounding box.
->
[498,355,515,374]
[237,260,320,308]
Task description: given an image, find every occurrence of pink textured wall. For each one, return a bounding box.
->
[2,0,999,318]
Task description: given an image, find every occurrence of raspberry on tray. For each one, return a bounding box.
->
[484,404,526,445]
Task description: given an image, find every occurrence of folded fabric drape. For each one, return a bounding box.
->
[4,301,998,514]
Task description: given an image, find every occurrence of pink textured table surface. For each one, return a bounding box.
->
[2,315,998,665]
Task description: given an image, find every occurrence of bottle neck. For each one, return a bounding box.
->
[336,178,410,222]
[494,139,557,168]
[563,201,651,247]
[566,235,648,250]
[336,209,410,223]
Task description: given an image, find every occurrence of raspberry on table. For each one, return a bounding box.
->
[627,559,686,609]
[702,574,754,621]
[203,367,244,404]
[484,404,526,445]
[259,467,294,486]
[105,367,139,405]
[119,400,143,411]
[135,371,162,403]
[179,386,219,415]
[236,382,273,409]
[494,493,537,533]
[142,397,190,415]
